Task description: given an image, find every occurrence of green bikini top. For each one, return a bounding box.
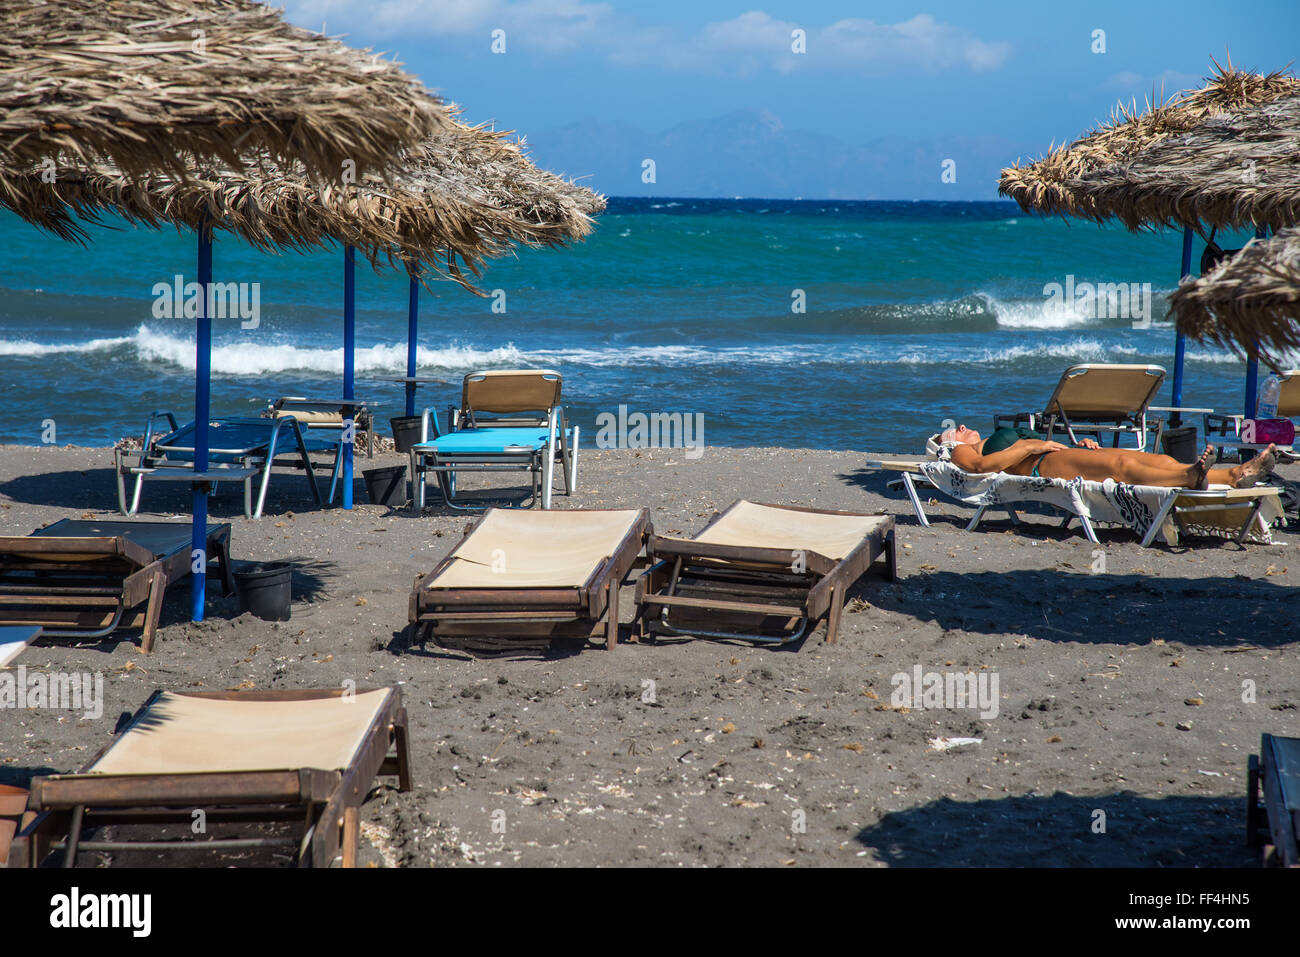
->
[980,426,1038,456]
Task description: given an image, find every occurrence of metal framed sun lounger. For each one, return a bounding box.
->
[269,396,378,458]
[410,370,579,511]
[116,413,344,519]
[1205,369,1300,459]
[0,520,233,652]
[1248,733,1300,868]
[869,458,1281,547]
[11,687,411,869]
[409,508,650,651]
[995,363,1166,451]
[634,501,897,646]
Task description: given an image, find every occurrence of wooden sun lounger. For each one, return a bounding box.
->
[634,501,897,645]
[0,520,233,652]
[1248,733,1300,868]
[11,687,411,869]
[409,508,650,651]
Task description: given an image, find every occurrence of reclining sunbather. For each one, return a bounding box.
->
[938,424,1275,490]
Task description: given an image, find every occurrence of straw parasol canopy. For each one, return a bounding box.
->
[999,63,1300,232]
[0,118,605,286]
[1170,227,1300,363]
[0,0,449,179]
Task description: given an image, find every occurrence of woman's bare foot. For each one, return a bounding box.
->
[1187,444,1214,490]
[1230,444,1277,488]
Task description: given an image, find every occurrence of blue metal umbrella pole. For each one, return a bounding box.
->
[342,245,356,509]
[191,223,213,621]
[1244,226,1268,420]
[406,267,420,417]
[1170,226,1194,416]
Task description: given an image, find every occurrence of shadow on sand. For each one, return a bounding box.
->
[855,790,1256,867]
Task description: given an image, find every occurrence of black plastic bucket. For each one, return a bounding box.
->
[234,562,292,621]
[363,465,408,507]
[1161,425,1199,464]
[390,416,423,454]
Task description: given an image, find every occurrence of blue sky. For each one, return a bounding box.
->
[282,1,1300,198]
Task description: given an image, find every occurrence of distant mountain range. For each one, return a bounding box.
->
[526,109,1036,201]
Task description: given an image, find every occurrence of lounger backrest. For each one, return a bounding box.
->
[1044,364,1165,416]
[1275,370,1300,418]
[271,409,344,425]
[462,370,562,417]
[0,535,152,570]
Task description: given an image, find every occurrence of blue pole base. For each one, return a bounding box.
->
[343,443,354,509]
[191,486,207,622]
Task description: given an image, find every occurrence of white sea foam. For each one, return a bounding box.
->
[0,325,526,374]
[0,334,134,356]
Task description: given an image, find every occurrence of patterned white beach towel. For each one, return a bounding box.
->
[917,452,1283,545]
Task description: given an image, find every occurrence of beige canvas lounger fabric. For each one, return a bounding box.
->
[1001,363,1165,450]
[463,369,563,417]
[429,508,643,589]
[694,500,887,560]
[89,689,390,775]
[1045,363,1165,416]
[412,508,650,652]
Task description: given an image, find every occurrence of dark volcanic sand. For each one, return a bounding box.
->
[1,444,1297,867]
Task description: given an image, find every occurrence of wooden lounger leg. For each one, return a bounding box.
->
[140,568,167,654]
[605,580,620,650]
[213,537,235,596]
[824,585,843,644]
[392,709,413,792]
[1247,753,1263,848]
[883,527,898,582]
[342,806,359,868]
[62,804,85,868]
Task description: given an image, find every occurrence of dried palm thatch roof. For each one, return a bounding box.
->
[1070,93,1300,232]
[1,119,605,287]
[0,0,449,178]
[1170,227,1300,363]
[999,63,1300,231]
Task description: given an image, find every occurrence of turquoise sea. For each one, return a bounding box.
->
[0,199,1267,451]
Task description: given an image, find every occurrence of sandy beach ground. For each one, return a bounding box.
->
[1,443,1297,867]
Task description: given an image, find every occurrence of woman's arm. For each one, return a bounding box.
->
[951,438,1068,473]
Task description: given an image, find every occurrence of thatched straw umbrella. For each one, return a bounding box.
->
[0,0,449,179]
[999,64,1299,225]
[1171,227,1300,365]
[2,121,604,281]
[998,63,1300,417]
[2,118,603,580]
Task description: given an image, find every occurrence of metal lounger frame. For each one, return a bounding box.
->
[408,404,579,512]
[116,412,344,519]
[886,468,1277,548]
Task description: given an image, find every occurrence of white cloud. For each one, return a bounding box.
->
[283,2,1011,74]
